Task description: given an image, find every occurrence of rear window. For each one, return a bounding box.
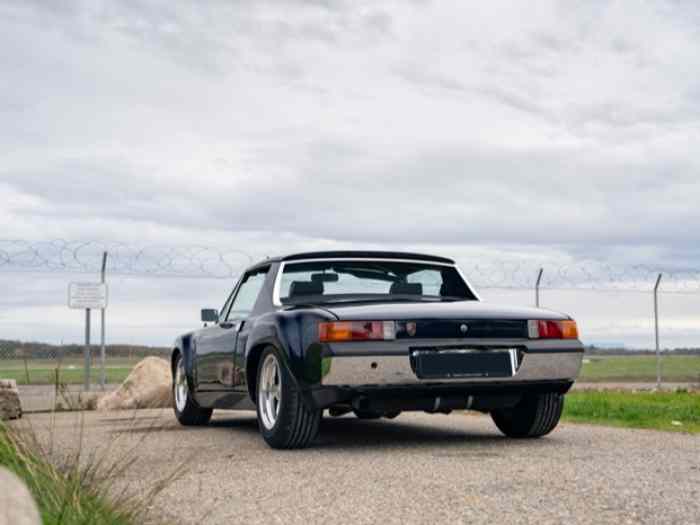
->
[278,259,476,304]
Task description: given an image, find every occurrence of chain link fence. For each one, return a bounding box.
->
[1,239,699,410]
[0,339,168,387]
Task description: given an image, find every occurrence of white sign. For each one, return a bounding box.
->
[68,282,108,309]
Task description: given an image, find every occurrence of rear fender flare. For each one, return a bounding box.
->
[244,309,335,409]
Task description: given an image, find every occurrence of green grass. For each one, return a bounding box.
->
[0,424,135,524]
[579,355,700,383]
[563,390,700,433]
[0,358,145,385]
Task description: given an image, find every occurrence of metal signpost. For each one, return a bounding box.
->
[68,279,108,391]
[100,252,108,390]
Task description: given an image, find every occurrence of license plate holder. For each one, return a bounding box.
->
[412,349,517,379]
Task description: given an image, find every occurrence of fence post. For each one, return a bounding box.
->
[84,308,91,391]
[654,273,663,389]
[100,251,108,390]
[535,268,544,307]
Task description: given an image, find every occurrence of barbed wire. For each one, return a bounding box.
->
[1,239,699,293]
[0,239,253,279]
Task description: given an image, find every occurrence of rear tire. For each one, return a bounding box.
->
[256,347,321,449]
[173,354,213,426]
[491,392,564,438]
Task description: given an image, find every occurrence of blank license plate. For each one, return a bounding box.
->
[413,349,516,379]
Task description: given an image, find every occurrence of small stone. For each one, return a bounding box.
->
[671,420,683,426]
[0,467,41,525]
[0,379,22,421]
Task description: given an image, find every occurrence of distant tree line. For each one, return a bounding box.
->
[0,339,169,359]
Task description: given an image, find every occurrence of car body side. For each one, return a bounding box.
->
[172,261,338,411]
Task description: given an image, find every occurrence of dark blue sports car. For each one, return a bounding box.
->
[172,251,582,449]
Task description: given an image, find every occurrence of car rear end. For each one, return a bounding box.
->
[314,317,583,415]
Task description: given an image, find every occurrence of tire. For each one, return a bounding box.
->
[256,347,321,449]
[491,392,564,438]
[173,353,213,426]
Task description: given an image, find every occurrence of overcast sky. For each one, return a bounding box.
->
[1,1,699,348]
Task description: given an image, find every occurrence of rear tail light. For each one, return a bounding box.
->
[528,320,579,340]
[319,321,396,342]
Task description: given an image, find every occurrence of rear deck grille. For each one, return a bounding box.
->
[398,320,528,339]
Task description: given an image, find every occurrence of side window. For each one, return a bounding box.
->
[407,269,443,296]
[226,269,268,321]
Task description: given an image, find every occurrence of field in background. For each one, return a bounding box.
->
[0,357,155,386]
[1,352,699,385]
[579,355,700,383]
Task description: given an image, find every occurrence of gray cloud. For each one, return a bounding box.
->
[2,1,700,346]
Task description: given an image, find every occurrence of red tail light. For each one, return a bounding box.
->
[319,321,396,342]
[528,320,579,340]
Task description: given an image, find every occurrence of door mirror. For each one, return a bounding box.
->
[201,308,219,323]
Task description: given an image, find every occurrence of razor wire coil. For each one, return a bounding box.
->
[1,239,699,293]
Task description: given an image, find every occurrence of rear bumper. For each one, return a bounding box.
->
[321,350,583,387]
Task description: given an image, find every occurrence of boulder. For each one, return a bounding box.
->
[0,467,41,525]
[97,357,173,411]
[0,380,22,421]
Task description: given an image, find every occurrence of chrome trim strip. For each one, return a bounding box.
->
[328,338,583,356]
[272,258,480,307]
[322,351,582,386]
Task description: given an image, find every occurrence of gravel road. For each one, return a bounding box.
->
[15,409,700,525]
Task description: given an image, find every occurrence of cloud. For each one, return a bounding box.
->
[2,1,700,346]
[3,0,700,261]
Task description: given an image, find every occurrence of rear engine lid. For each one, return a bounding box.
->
[321,301,566,322]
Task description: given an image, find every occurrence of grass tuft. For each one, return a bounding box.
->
[1,422,135,524]
[1,407,186,524]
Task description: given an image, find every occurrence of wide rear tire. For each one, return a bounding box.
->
[256,347,321,449]
[173,354,213,426]
[491,392,564,438]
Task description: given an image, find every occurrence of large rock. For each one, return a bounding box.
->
[97,357,173,411]
[0,380,22,421]
[0,467,41,525]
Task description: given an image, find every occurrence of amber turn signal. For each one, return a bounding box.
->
[319,321,396,342]
[528,320,579,340]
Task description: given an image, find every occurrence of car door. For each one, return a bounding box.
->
[195,268,269,392]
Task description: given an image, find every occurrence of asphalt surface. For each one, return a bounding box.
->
[13,409,699,525]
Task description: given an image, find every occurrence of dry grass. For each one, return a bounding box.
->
[1,377,186,524]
